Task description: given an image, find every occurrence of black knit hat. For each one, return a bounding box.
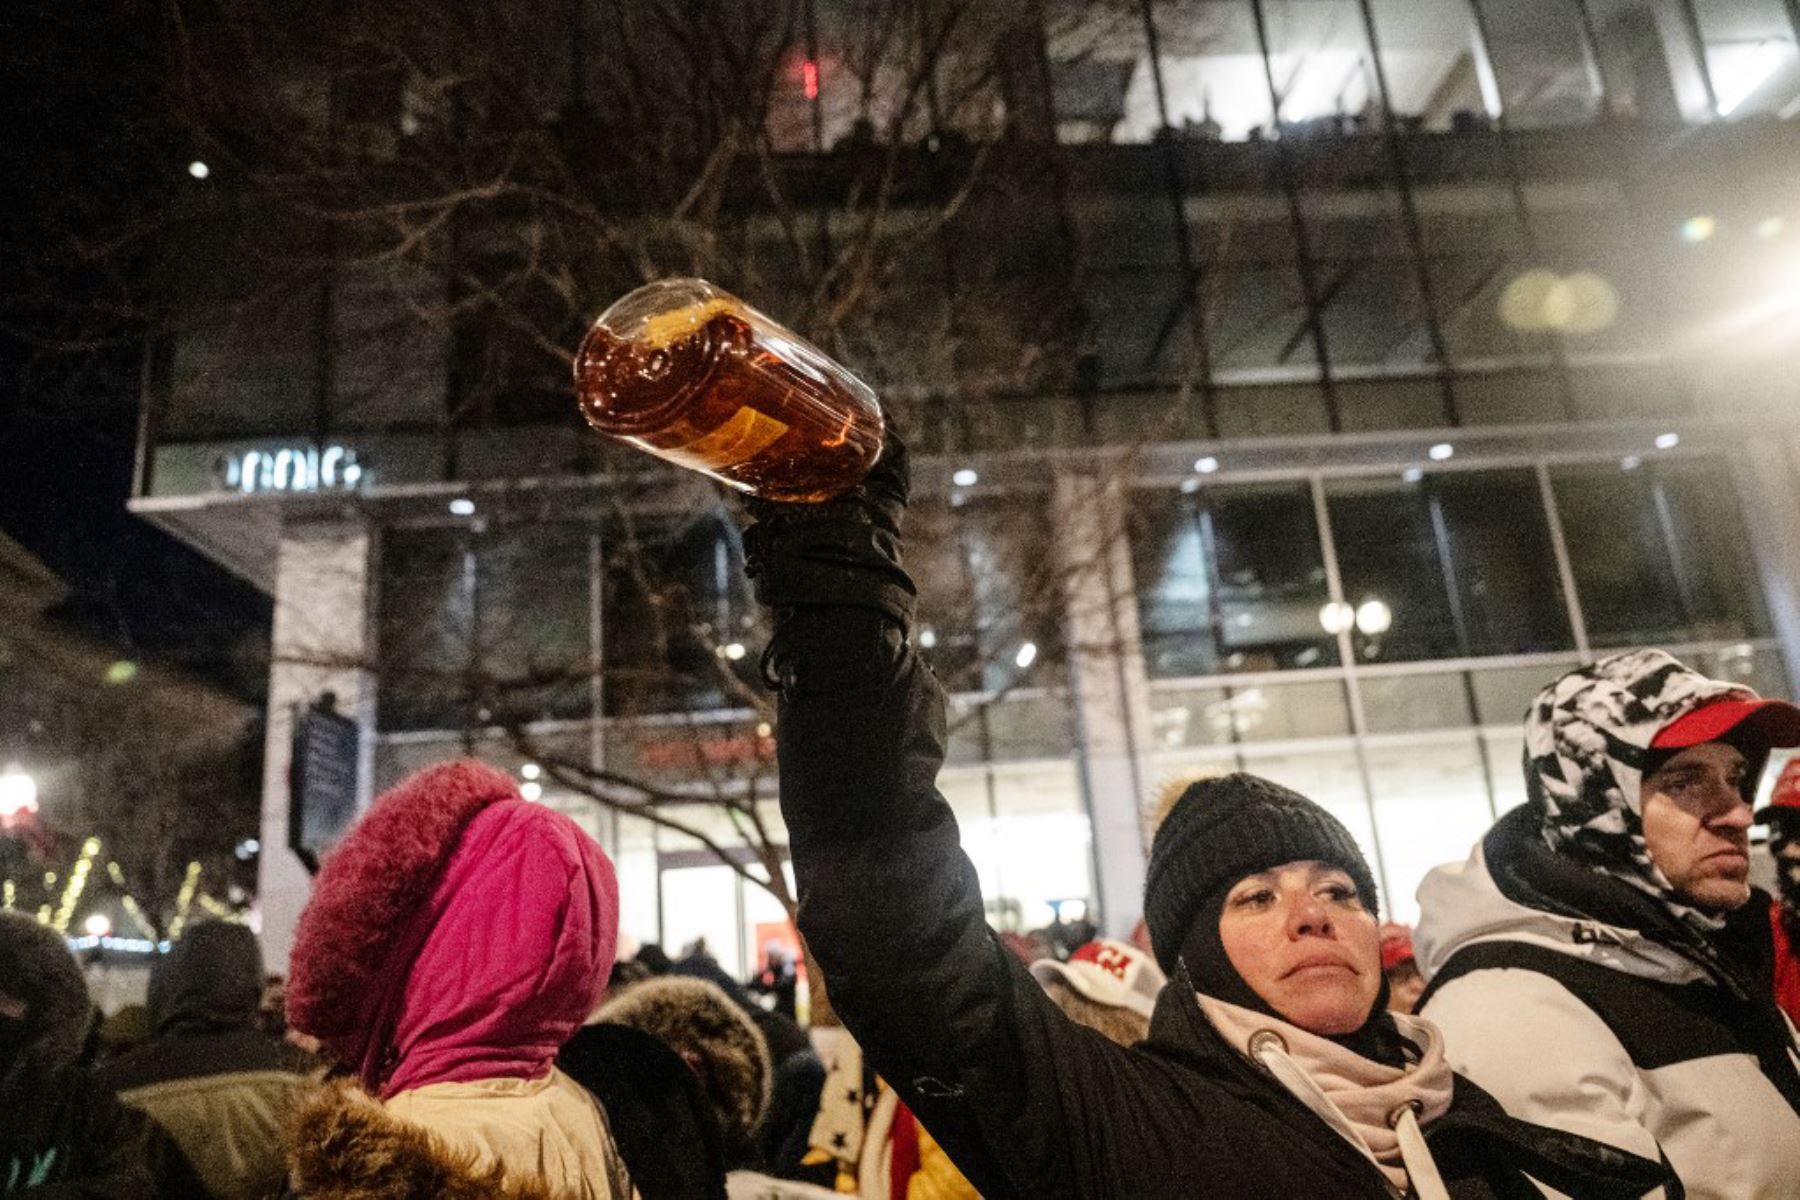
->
[1144,773,1380,973]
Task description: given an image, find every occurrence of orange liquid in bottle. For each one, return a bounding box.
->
[574,295,883,503]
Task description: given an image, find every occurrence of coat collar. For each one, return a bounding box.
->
[288,1079,587,1200]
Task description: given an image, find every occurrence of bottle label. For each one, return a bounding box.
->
[657,405,790,471]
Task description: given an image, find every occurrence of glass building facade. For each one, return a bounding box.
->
[130,0,1800,966]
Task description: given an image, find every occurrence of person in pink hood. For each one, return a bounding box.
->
[283,759,634,1199]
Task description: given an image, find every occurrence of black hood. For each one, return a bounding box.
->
[0,913,91,1075]
[149,921,263,1037]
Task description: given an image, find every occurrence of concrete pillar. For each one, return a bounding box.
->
[1053,472,1156,938]
[1737,436,1800,693]
[258,513,378,973]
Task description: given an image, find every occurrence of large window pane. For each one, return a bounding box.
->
[476,523,595,725]
[1329,469,1573,663]
[1067,187,1193,392]
[942,759,1093,932]
[1140,1,1278,142]
[1525,179,1679,412]
[1358,670,1472,734]
[379,527,475,732]
[1587,0,1712,124]
[1150,678,1355,746]
[912,492,1063,694]
[1653,460,1774,642]
[1130,482,1339,677]
[1193,193,1325,394]
[945,692,1078,766]
[1365,733,1497,923]
[1694,0,1800,119]
[1365,0,1496,132]
[1432,470,1575,654]
[1553,457,1771,648]
[1047,0,1156,144]
[602,513,761,717]
[1475,0,1603,127]
[1410,164,1566,384]
[1328,477,1460,662]
[1260,0,1381,134]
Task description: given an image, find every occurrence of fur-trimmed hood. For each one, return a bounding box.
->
[287,760,620,1097]
[289,1080,598,1200]
[596,976,772,1150]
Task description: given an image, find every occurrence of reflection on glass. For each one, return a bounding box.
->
[378,527,475,732]
[603,513,761,717]
[1328,477,1460,661]
[942,760,1093,931]
[1694,0,1800,119]
[1586,0,1711,124]
[912,494,1061,693]
[1134,1,1277,142]
[1472,0,1603,127]
[1046,0,1157,143]
[1130,482,1339,677]
[1553,457,1770,647]
[1363,735,1498,923]
[1330,469,1574,663]
[1365,0,1496,131]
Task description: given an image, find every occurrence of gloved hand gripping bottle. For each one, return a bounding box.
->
[573,279,884,502]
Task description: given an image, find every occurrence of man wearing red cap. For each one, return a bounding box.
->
[1756,758,1800,1027]
[1416,650,1800,1198]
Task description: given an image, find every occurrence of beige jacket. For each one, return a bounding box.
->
[290,1070,635,1200]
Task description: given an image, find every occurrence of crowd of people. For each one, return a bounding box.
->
[4,435,1800,1198]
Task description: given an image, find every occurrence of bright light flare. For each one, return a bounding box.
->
[1355,599,1393,636]
[1681,216,1718,244]
[0,766,37,820]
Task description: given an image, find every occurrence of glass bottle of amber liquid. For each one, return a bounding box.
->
[573,279,884,502]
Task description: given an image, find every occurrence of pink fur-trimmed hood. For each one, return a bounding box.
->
[286,760,618,1097]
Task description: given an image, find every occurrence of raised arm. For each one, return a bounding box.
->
[743,439,1125,1197]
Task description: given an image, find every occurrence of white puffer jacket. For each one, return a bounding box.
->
[1416,810,1800,1200]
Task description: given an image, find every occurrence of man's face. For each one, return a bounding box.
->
[1385,961,1425,1015]
[1773,834,1800,904]
[1641,742,1755,912]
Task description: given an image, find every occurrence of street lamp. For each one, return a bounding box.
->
[83,913,112,938]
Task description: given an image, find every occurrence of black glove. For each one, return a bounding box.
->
[742,428,916,628]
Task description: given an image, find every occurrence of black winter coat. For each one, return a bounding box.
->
[0,1054,202,1198]
[748,486,1676,1199]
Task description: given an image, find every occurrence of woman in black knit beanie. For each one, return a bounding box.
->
[745,433,1679,1198]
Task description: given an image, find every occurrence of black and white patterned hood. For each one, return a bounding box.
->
[1524,649,1755,934]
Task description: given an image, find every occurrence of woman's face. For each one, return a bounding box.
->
[1217,860,1381,1036]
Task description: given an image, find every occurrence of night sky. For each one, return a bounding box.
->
[0,7,270,702]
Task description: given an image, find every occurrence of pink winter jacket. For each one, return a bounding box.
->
[286,760,620,1098]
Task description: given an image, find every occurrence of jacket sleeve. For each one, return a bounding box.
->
[767,604,1090,1196]
[1422,969,1666,1169]
[22,1075,205,1200]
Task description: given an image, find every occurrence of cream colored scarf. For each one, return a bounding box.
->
[1197,994,1456,1199]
